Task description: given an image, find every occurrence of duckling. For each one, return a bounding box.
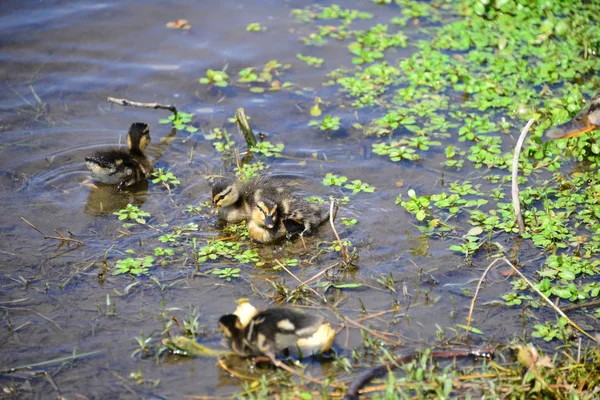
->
[546,92,600,139]
[247,191,287,243]
[248,190,329,243]
[280,197,329,237]
[211,177,249,223]
[211,177,291,223]
[85,122,153,190]
[218,306,335,359]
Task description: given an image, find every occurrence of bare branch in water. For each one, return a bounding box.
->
[107,96,177,115]
[511,118,535,235]
[235,108,257,147]
[329,198,348,264]
[21,217,84,245]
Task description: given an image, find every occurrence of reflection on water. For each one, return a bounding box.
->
[84,181,148,216]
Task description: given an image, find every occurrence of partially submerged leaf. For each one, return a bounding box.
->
[162,336,231,358]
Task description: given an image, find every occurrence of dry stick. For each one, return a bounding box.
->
[0,350,101,374]
[511,118,535,235]
[106,96,177,115]
[270,357,328,386]
[329,198,348,264]
[561,299,600,312]
[466,257,597,343]
[215,358,257,382]
[20,217,84,245]
[464,258,504,336]
[0,306,64,331]
[235,108,257,147]
[342,316,402,347]
[344,349,493,400]
[299,262,340,287]
[274,259,325,302]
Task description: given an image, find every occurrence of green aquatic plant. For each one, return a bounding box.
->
[151,168,180,187]
[309,114,340,131]
[323,173,348,186]
[236,60,293,92]
[199,69,229,87]
[372,142,420,162]
[211,267,241,281]
[297,54,324,67]
[342,218,357,226]
[204,127,234,152]
[249,141,285,157]
[235,161,268,181]
[114,204,150,225]
[113,256,154,276]
[159,111,197,133]
[344,179,375,195]
[246,22,265,32]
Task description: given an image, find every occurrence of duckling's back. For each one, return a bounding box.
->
[86,149,148,186]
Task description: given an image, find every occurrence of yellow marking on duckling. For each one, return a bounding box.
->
[256,333,268,352]
[277,319,295,331]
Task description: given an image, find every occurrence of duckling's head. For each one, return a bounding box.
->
[211,178,240,208]
[218,314,244,339]
[127,122,151,152]
[546,93,600,139]
[252,196,279,229]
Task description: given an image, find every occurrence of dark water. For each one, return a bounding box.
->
[0,1,543,398]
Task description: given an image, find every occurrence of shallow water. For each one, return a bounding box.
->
[1,1,551,398]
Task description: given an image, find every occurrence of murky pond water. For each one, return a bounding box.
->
[0,0,567,398]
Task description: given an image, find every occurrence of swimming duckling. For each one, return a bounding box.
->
[211,177,249,223]
[281,197,329,237]
[546,92,600,139]
[218,306,335,359]
[85,122,153,190]
[211,177,290,223]
[247,192,288,243]
[248,189,329,243]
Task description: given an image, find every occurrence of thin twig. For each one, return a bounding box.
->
[271,357,328,385]
[215,358,256,381]
[465,258,504,336]
[107,96,178,115]
[329,198,348,263]
[299,262,339,287]
[561,299,600,312]
[1,306,64,331]
[274,259,325,302]
[342,316,402,346]
[511,118,535,235]
[235,108,257,147]
[0,350,101,373]
[20,217,84,245]
[466,257,597,343]
[344,348,493,400]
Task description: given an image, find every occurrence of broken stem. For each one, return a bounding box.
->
[275,259,325,302]
[21,217,84,245]
[235,108,257,147]
[511,118,535,235]
[329,198,348,264]
[107,96,177,116]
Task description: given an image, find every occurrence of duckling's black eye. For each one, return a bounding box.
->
[214,188,232,203]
